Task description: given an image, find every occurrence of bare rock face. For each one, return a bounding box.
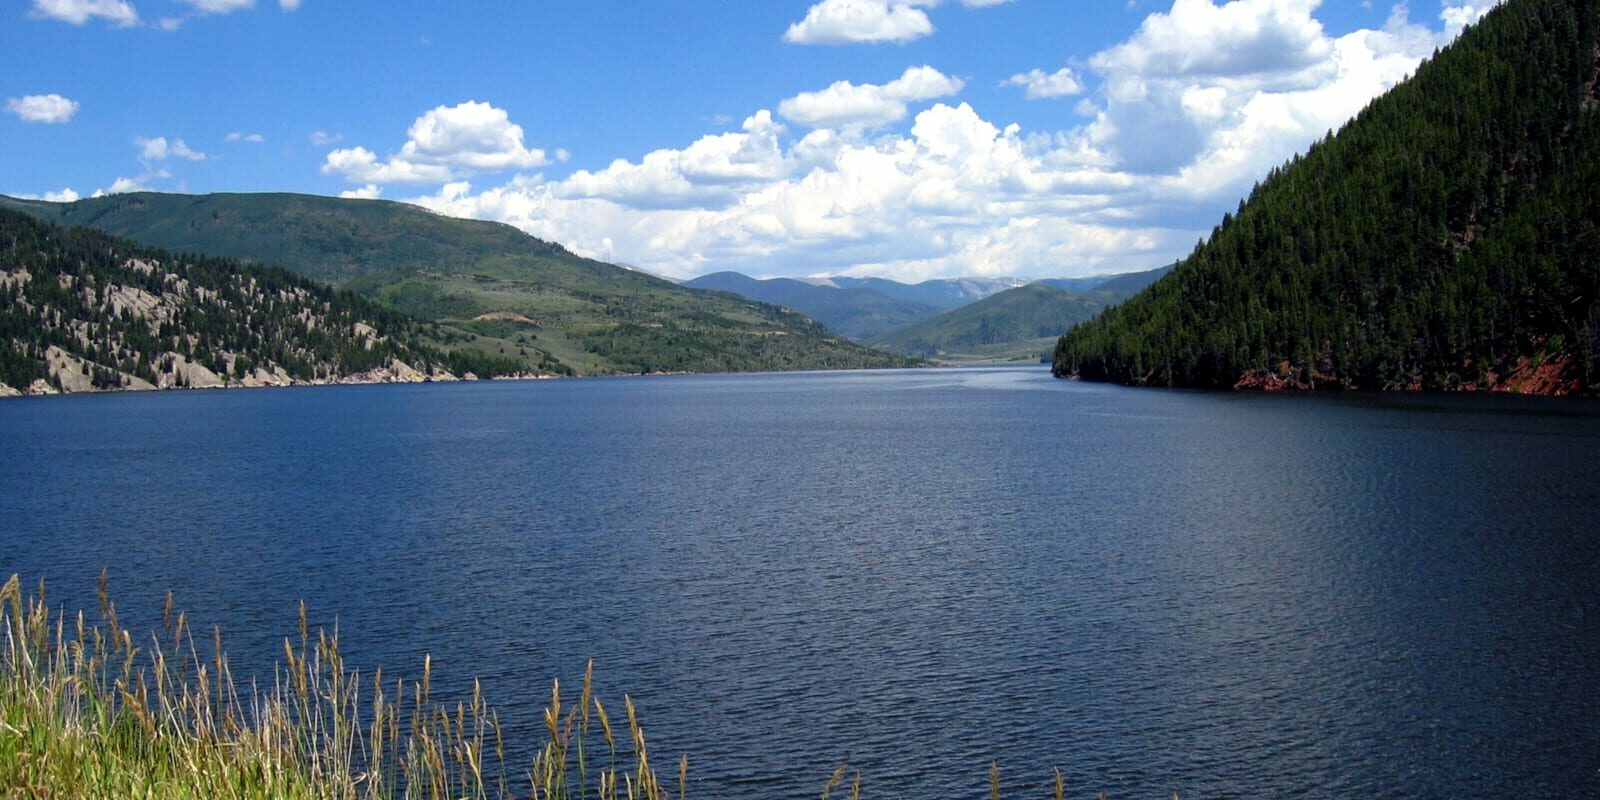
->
[337,358,448,385]
[238,365,294,388]
[45,345,98,393]
[0,382,21,398]
[155,353,227,389]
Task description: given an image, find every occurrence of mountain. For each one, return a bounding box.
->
[869,284,1121,362]
[684,271,942,340]
[1054,0,1600,395]
[1077,265,1175,296]
[823,276,1029,310]
[0,192,913,376]
[0,206,549,396]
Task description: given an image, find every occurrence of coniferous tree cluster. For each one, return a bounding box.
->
[1054,0,1600,394]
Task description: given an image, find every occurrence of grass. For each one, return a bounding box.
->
[2,574,1138,799]
[0,573,675,800]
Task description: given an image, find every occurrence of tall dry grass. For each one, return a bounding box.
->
[0,573,676,800]
[1,573,1133,799]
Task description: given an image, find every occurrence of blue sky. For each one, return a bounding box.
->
[3,0,1496,281]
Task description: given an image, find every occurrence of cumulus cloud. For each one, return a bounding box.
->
[137,136,207,162]
[392,0,1495,283]
[29,0,139,26]
[1003,68,1086,99]
[13,188,84,202]
[339,184,382,200]
[309,130,342,146]
[224,131,265,143]
[4,94,80,124]
[783,0,938,45]
[782,0,1015,45]
[778,66,964,130]
[322,101,551,185]
[1079,0,1500,185]
[91,169,169,197]
[558,111,789,210]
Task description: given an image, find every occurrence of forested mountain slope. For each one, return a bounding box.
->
[1053,0,1600,395]
[0,208,543,396]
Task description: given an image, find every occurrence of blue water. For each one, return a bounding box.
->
[3,367,1598,798]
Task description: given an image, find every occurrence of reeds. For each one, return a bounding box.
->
[1,574,1119,799]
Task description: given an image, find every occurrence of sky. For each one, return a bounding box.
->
[3,0,1499,282]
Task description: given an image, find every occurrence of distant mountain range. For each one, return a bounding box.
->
[816,276,1031,310]
[684,272,941,341]
[0,192,913,379]
[690,265,1172,361]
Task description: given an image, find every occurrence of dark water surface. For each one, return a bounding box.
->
[3,367,1598,798]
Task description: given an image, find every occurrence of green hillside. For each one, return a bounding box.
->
[0,192,913,376]
[1053,0,1600,395]
[871,284,1120,362]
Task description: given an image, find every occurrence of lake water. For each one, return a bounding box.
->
[3,366,1598,798]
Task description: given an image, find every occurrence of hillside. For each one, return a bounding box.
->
[0,207,547,396]
[0,193,913,375]
[1053,0,1600,395]
[870,284,1120,362]
[684,271,942,340]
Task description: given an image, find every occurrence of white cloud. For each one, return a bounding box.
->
[279,0,301,9]
[393,0,1495,283]
[782,0,1015,44]
[323,101,551,185]
[1003,68,1086,99]
[558,111,789,210]
[1440,1,1496,36]
[4,94,80,124]
[783,0,939,45]
[339,184,382,200]
[179,0,252,13]
[778,65,964,130]
[322,146,453,184]
[137,136,208,162]
[309,130,342,146]
[224,131,265,143]
[29,0,139,26]
[100,177,149,195]
[15,187,84,202]
[1080,0,1495,187]
[92,169,168,197]
[1090,0,1332,81]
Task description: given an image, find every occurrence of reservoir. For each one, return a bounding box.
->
[2,366,1597,798]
